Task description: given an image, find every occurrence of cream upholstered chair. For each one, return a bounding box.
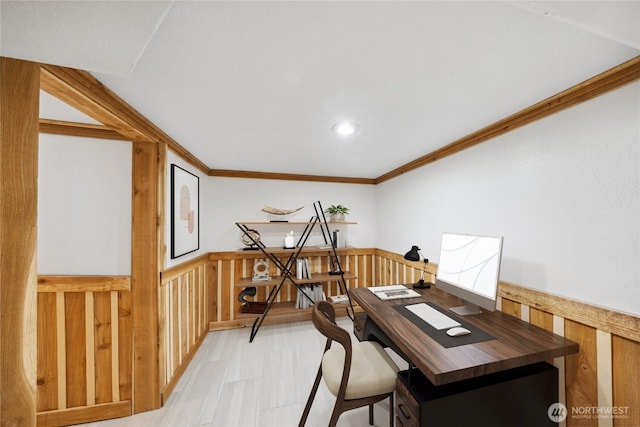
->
[299,301,399,427]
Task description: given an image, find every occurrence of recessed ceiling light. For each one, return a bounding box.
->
[332,121,359,136]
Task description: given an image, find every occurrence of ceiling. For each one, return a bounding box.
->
[2,1,639,179]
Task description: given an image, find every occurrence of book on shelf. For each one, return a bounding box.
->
[296,257,312,280]
[329,294,349,304]
[295,283,325,309]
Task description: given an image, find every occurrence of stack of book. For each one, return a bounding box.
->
[296,257,312,279]
[296,284,325,309]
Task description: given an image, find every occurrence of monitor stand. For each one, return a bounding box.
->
[450,302,482,316]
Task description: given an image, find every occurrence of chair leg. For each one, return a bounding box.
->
[299,367,323,427]
[369,403,374,425]
[328,404,344,427]
[388,392,394,427]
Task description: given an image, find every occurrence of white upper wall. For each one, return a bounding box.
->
[36,81,639,317]
[37,134,132,275]
[205,177,377,251]
[165,151,208,269]
[376,81,640,316]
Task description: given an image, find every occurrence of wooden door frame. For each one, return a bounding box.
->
[0,57,40,427]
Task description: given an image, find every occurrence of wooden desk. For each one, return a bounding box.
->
[350,286,579,386]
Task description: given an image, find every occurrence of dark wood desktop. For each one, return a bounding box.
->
[350,286,579,426]
[350,286,578,385]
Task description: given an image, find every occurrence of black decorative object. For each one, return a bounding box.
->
[404,245,431,289]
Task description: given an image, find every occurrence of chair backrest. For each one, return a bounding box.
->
[312,301,353,400]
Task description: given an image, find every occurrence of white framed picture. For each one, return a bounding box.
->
[170,164,199,258]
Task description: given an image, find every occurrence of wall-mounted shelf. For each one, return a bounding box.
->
[238,221,357,225]
[236,272,357,288]
[234,300,358,321]
[234,246,355,255]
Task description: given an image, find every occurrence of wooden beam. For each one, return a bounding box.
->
[209,168,376,185]
[40,64,210,174]
[499,281,640,343]
[40,65,152,143]
[39,119,129,141]
[37,276,131,293]
[131,141,160,413]
[375,55,640,183]
[36,401,131,427]
[1,57,40,427]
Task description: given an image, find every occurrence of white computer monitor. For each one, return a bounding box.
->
[436,233,504,316]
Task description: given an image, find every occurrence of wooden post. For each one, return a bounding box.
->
[131,141,160,412]
[0,57,40,426]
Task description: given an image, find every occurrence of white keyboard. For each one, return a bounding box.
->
[406,303,461,330]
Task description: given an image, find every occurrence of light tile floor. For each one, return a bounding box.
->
[78,317,407,427]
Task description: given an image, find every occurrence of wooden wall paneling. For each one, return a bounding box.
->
[180,275,189,361]
[171,280,180,374]
[377,256,385,286]
[131,141,160,413]
[383,256,391,285]
[612,335,640,426]
[0,57,39,427]
[202,264,209,331]
[117,291,132,403]
[553,314,568,427]
[320,256,329,297]
[498,282,640,343]
[529,307,554,332]
[157,142,167,272]
[200,266,207,330]
[370,254,377,287]
[56,292,67,409]
[212,260,221,323]
[109,292,120,403]
[565,319,598,427]
[360,253,366,286]
[530,308,555,364]
[190,270,197,346]
[401,263,408,286]
[343,254,352,292]
[220,260,232,321]
[184,274,190,354]
[368,253,376,287]
[349,254,362,288]
[194,269,201,340]
[93,292,113,405]
[158,282,167,397]
[36,402,131,427]
[37,293,58,412]
[234,259,244,315]
[500,298,521,319]
[37,276,131,292]
[597,330,614,427]
[85,293,96,406]
[65,293,87,408]
[158,259,211,403]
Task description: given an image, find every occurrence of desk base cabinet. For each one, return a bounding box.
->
[396,362,558,427]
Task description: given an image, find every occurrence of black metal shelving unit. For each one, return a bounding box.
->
[236,201,355,342]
